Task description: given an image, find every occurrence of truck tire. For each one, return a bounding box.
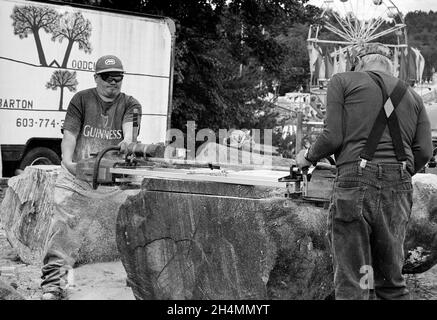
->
[19,147,61,170]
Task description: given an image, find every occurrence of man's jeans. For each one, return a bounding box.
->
[40,165,82,294]
[40,164,126,294]
[327,161,413,300]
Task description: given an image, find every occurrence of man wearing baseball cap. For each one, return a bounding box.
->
[40,55,142,299]
[296,43,433,299]
[59,54,141,172]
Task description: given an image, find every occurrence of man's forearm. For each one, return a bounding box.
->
[122,121,134,142]
[306,74,344,164]
[413,141,433,173]
[61,130,78,174]
[306,129,342,164]
[61,139,76,164]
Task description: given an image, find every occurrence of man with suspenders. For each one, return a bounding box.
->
[296,43,433,299]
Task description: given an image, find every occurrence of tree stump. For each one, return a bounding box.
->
[0,166,141,266]
[116,174,437,300]
[116,177,333,300]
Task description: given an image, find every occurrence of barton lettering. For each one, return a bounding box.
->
[0,98,33,109]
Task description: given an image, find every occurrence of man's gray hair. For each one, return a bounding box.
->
[355,53,394,75]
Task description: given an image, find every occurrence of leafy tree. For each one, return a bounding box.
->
[67,0,319,135]
[46,70,78,110]
[405,10,437,81]
[51,11,92,68]
[11,5,60,66]
[275,23,313,95]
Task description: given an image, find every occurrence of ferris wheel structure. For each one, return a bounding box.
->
[308,0,407,52]
[306,0,408,112]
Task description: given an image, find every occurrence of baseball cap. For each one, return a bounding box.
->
[95,55,124,74]
[354,43,393,60]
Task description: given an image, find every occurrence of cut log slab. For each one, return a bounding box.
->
[195,142,294,168]
[0,166,141,266]
[116,178,333,300]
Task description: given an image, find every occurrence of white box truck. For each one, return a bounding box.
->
[0,0,175,177]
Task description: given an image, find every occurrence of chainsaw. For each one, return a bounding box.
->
[75,142,166,189]
[76,146,334,209]
[75,109,168,189]
[75,110,335,201]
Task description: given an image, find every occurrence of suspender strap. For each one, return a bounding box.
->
[360,71,408,162]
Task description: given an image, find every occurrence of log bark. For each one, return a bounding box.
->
[0,178,8,204]
[0,166,140,266]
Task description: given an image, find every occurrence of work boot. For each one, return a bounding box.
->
[41,290,63,300]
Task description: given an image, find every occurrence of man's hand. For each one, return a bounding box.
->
[296,149,313,170]
[62,160,77,176]
[118,139,131,154]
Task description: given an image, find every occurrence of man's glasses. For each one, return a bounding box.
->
[99,73,124,83]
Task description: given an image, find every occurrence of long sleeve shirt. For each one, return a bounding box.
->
[306,71,433,174]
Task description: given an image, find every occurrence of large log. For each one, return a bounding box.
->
[116,178,333,300]
[116,173,437,300]
[1,164,436,299]
[0,166,141,266]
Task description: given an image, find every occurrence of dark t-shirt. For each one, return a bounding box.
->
[307,71,433,174]
[63,88,142,162]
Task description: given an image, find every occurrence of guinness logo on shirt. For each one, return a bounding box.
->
[83,125,122,140]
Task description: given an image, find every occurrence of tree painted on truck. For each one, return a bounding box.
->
[46,70,78,110]
[11,5,60,67]
[52,11,92,68]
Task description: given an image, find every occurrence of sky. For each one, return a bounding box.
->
[307,0,437,14]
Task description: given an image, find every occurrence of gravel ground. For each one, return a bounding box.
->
[0,226,134,300]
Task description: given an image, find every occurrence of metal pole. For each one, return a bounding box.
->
[296,110,303,154]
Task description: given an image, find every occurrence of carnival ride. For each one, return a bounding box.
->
[307,0,424,109]
[278,0,428,154]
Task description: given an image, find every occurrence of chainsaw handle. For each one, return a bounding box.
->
[302,165,315,183]
[132,109,139,143]
[92,145,121,190]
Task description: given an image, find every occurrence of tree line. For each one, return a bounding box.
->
[59,0,320,134]
[405,10,437,81]
[55,1,436,135]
